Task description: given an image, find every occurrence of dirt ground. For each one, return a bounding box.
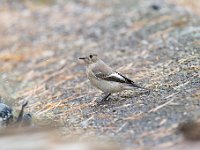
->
[0,0,199,149]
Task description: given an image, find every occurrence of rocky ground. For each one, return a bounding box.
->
[0,0,199,149]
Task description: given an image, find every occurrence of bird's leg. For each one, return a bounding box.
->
[96,93,111,106]
[101,93,111,102]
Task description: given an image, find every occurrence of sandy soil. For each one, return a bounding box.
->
[0,0,199,149]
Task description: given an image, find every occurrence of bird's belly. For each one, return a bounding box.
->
[89,78,124,93]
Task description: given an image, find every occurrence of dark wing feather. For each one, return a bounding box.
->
[95,72,147,89]
[95,72,126,83]
[116,73,144,88]
[91,60,149,91]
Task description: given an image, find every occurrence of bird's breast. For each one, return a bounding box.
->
[89,77,124,93]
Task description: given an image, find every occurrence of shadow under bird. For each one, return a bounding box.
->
[79,54,150,103]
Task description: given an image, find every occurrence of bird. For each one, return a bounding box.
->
[79,54,150,103]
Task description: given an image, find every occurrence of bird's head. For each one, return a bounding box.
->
[79,54,99,65]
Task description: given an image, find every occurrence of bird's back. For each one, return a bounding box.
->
[89,59,113,76]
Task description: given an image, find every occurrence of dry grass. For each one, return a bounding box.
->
[0,0,199,149]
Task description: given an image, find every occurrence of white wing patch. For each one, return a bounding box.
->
[94,72,129,83]
[108,72,126,81]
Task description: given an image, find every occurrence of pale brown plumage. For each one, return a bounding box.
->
[80,54,149,102]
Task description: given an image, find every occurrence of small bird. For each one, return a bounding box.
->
[79,54,149,103]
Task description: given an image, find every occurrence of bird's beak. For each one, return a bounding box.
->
[79,57,86,60]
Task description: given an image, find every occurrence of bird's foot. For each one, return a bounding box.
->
[96,93,111,106]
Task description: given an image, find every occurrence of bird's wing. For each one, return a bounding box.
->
[91,60,134,84]
[91,60,147,89]
[95,71,146,89]
[95,72,129,83]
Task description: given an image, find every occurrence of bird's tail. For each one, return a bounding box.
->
[118,73,150,93]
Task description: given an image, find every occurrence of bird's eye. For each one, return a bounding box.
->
[89,55,93,58]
